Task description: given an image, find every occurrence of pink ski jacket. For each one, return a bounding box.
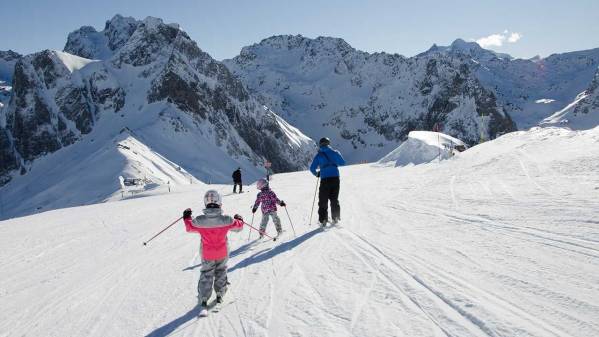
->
[184,208,243,261]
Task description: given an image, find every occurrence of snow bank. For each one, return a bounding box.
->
[378,131,466,166]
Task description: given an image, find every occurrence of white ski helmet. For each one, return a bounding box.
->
[203,189,222,207]
[256,178,269,190]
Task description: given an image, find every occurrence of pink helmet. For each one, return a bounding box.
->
[256,178,269,190]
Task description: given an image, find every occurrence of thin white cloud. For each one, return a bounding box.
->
[475,30,523,48]
[476,34,506,48]
[508,32,522,43]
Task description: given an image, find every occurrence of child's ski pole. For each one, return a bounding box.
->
[243,220,276,241]
[143,216,183,246]
[248,212,255,242]
[283,206,296,237]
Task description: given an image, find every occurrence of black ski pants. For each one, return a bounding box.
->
[233,181,242,193]
[318,177,340,223]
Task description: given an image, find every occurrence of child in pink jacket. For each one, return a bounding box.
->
[183,189,243,313]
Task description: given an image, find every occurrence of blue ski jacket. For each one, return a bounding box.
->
[310,146,346,179]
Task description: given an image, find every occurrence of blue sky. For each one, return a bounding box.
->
[4,0,599,60]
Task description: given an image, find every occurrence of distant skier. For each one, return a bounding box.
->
[252,178,286,238]
[264,161,274,181]
[232,167,242,193]
[183,190,244,316]
[310,137,346,226]
[266,167,274,181]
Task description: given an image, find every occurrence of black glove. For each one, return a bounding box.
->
[183,208,192,219]
[252,207,257,213]
[316,171,320,178]
[234,214,243,221]
[280,201,286,207]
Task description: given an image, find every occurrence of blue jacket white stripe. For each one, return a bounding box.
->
[310,146,346,178]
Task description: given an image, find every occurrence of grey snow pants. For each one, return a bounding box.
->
[259,211,282,233]
[197,256,228,302]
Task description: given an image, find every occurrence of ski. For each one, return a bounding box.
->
[197,298,219,317]
[211,297,235,313]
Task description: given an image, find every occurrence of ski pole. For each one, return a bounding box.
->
[283,206,296,237]
[242,220,276,241]
[309,176,320,225]
[143,216,183,246]
[247,212,255,242]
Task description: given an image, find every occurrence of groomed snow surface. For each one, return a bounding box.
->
[1,126,598,337]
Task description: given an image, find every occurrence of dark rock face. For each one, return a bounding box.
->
[0,50,22,82]
[0,129,18,185]
[145,24,312,170]
[574,69,599,116]
[4,53,71,165]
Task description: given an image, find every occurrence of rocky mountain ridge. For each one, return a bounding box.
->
[224,35,516,162]
[0,16,315,187]
[224,35,599,162]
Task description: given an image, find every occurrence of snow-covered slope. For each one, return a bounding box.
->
[224,35,516,163]
[378,130,466,166]
[468,48,599,129]
[541,67,599,129]
[0,16,316,187]
[1,126,598,336]
[0,132,202,220]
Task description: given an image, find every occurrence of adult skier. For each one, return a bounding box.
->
[252,178,286,238]
[182,190,244,316]
[232,167,242,193]
[310,137,346,226]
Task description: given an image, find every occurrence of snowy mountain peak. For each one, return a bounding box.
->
[245,34,358,59]
[64,14,140,60]
[450,38,482,52]
[421,38,512,61]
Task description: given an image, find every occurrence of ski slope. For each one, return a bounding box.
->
[1,127,598,337]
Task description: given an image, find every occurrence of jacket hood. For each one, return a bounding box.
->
[203,208,223,217]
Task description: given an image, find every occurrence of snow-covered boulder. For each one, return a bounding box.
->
[378,131,466,166]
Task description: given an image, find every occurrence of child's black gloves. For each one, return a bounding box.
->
[280,201,286,207]
[183,208,192,219]
[252,207,257,213]
[234,214,243,221]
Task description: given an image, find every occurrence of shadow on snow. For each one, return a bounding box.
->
[229,227,324,274]
[148,228,323,336]
[144,304,202,337]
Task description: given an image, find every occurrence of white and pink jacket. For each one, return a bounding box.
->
[184,208,243,261]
